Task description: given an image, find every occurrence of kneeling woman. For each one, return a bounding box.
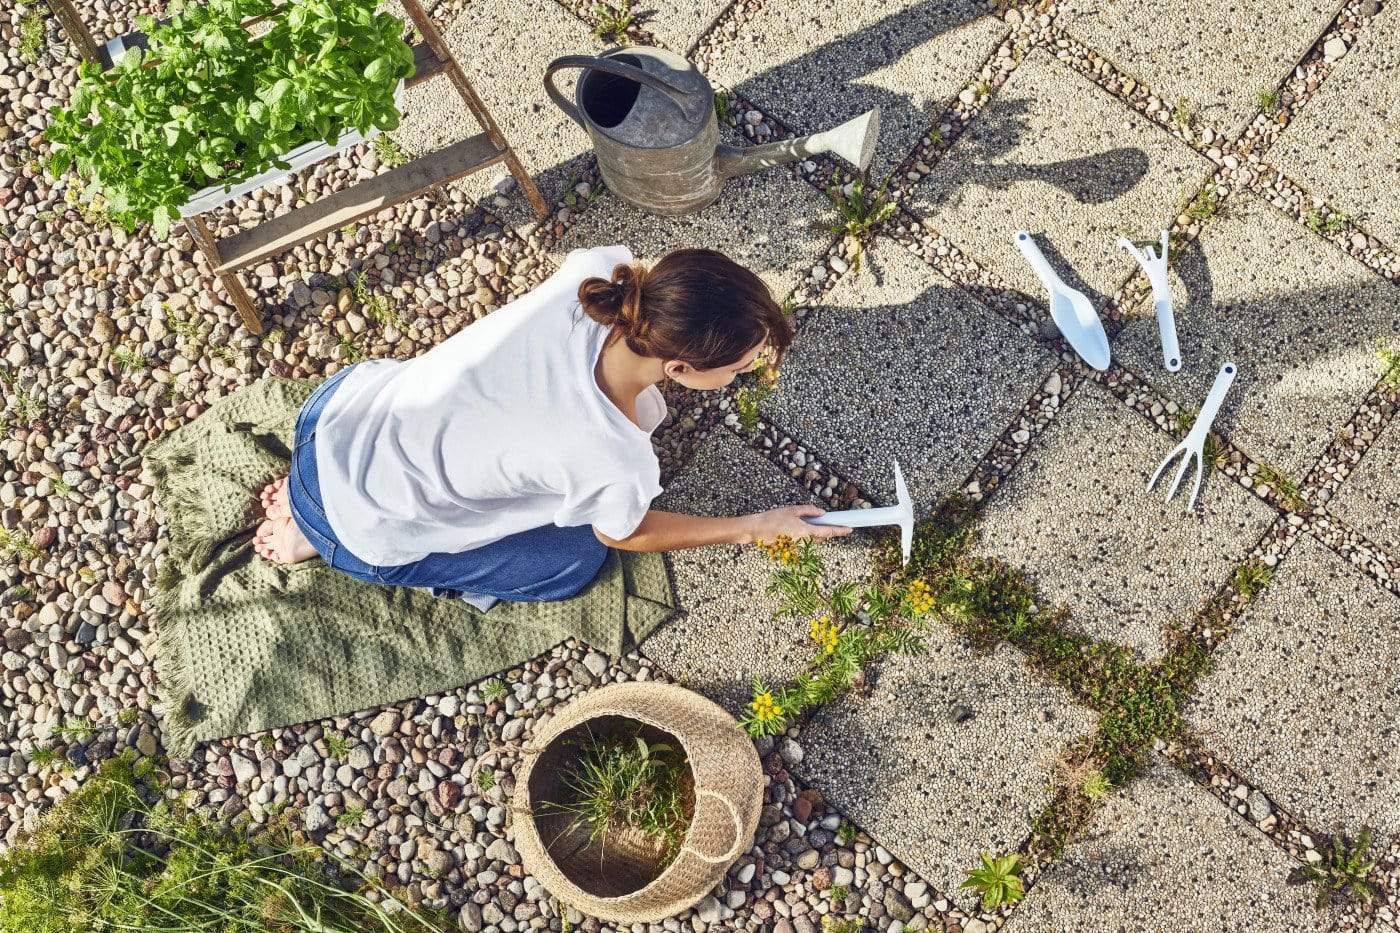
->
[252,245,850,603]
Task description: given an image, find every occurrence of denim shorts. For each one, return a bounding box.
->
[286,364,609,602]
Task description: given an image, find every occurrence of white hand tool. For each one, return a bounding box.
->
[1147,362,1237,512]
[1013,231,1111,371]
[805,461,914,565]
[1118,231,1181,372]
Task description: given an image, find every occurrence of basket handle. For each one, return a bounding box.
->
[679,789,748,865]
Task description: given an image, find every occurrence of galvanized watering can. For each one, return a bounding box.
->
[544,46,880,216]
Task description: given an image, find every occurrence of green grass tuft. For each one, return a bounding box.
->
[592,0,634,43]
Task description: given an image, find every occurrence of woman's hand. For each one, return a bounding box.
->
[739,505,851,545]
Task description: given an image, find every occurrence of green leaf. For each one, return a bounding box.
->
[265,77,294,104]
[363,56,394,83]
[152,205,172,240]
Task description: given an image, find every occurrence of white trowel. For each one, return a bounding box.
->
[1013,230,1111,371]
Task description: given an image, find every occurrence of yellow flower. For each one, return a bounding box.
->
[905,578,935,616]
[808,615,840,654]
[757,534,799,566]
[750,691,782,723]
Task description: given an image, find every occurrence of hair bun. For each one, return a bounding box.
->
[579,261,646,333]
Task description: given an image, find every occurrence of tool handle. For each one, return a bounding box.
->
[1187,362,1237,445]
[543,54,695,130]
[1013,231,1064,291]
[805,506,901,529]
[1155,299,1182,372]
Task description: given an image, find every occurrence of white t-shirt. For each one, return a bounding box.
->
[313,244,666,567]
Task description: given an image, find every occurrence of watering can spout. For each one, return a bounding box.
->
[716,107,881,181]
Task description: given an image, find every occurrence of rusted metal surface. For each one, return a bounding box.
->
[545,46,879,216]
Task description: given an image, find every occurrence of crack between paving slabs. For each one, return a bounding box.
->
[712,395,1283,919]
[1046,2,1400,283]
[1168,732,1397,929]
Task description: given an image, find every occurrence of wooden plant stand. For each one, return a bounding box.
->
[45,0,548,333]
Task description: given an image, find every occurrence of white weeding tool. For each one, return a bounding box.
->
[1013,231,1110,370]
[1147,362,1238,512]
[805,461,914,565]
[1118,231,1181,372]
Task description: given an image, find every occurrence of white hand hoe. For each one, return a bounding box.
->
[804,461,915,566]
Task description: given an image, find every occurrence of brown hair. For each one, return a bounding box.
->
[578,248,793,369]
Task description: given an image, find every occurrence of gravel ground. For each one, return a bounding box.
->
[6,0,1400,929]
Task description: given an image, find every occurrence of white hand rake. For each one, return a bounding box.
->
[1147,362,1238,512]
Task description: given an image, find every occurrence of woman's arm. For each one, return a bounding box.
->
[594,505,851,553]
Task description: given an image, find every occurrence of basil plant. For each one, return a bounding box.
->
[45,0,415,238]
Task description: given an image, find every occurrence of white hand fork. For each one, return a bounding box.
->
[1013,231,1111,371]
[805,461,914,565]
[1118,231,1181,372]
[1147,362,1238,512]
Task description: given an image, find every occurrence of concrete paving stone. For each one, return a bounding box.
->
[798,637,1095,907]
[644,432,879,713]
[972,380,1276,660]
[910,49,1213,303]
[1329,415,1400,559]
[1268,2,1400,251]
[1060,0,1340,140]
[641,1,734,56]
[759,238,1054,512]
[545,135,837,299]
[1116,192,1400,481]
[394,0,600,225]
[1188,535,1400,838]
[703,0,1009,179]
[1002,757,1331,933]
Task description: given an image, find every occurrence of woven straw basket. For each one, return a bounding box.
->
[512,681,762,923]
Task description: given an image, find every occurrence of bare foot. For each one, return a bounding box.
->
[252,516,319,564]
[259,475,291,521]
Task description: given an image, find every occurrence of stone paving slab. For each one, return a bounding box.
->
[1001,757,1330,932]
[644,431,879,714]
[972,380,1276,660]
[797,637,1096,908]
[1059,0,1340,140]
[1268,2,1400,251]
[1329,416,1400,559]
[703,0,1008,179]
[1116,193,1400,481]
[1188,535,1400,838]
[910,49,1213,304]
[544,125,836,299]
[395,0,599,225]
[760,238,1053,511]
[641,0,733,56]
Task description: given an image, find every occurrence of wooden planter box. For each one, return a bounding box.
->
[49,0,547,334]
[103,33,405,220]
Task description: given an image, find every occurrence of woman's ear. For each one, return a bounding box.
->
[662,360,692,380]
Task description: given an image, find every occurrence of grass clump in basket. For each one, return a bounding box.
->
[0,749,448,932]
[544,726,694,870]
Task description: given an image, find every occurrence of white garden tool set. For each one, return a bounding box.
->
[801,229,1234,549]
[1014,229,1236,513]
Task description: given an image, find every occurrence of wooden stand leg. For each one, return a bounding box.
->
[46,0,104,65]
[187,216,263,334]
[398,0,550,219]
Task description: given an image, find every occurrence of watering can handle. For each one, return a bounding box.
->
[544,54,695,130]
[680,789,749,865]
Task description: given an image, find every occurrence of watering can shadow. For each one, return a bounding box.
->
[545,46,881,216]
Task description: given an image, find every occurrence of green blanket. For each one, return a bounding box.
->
[144,376,676,757]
